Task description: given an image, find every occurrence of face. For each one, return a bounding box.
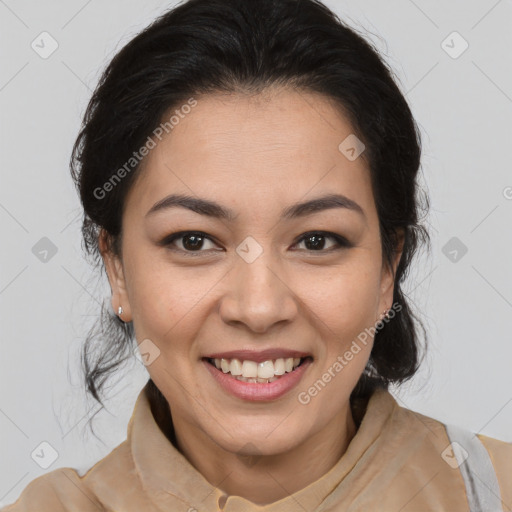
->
[101,86,401,458]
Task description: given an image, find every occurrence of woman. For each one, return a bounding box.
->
[2,0,510,510]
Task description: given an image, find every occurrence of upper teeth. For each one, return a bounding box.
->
[212,357,302,378]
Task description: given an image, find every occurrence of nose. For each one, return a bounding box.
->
[218,251,298,334]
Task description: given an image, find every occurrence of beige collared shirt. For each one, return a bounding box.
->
[2,381,511,511]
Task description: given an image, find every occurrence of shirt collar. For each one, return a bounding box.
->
[129,380,398,511]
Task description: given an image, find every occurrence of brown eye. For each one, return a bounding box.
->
[294,232,350,252]
[180,233,207,251]
[160,231,219,254]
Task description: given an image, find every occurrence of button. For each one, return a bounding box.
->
[218,494,228,509]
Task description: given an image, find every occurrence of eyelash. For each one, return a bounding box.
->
[159,230,351,256]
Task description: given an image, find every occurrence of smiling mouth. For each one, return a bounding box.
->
[204,356,313,383]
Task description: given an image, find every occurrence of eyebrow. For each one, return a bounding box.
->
[145,193,365,221]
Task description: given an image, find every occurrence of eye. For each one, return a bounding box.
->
[159,231,220,255]
[293,231,351,252]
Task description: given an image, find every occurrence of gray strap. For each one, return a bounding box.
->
[445,423,503,512]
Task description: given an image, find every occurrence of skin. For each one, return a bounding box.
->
[100,86,403,505]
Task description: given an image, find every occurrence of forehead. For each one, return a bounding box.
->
[125,87,376,222]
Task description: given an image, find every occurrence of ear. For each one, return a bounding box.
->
[377,228,404,319]
[99,229,132,322]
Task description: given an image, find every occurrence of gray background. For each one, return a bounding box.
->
[1,0,511,506]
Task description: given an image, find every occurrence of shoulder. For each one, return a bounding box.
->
[476,433,512,507]
[395,401,512,506]
[0,467,104,512]
[1,441,133,512]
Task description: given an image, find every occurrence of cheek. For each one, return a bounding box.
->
[124,250,217,344]
[308,258,382,331]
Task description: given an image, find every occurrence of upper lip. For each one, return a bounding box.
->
[203,349,312,364]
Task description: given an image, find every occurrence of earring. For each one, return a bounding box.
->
[380,308,390,320]
[118,306,123,317]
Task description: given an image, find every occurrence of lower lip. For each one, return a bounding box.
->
[203,358,312,402]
